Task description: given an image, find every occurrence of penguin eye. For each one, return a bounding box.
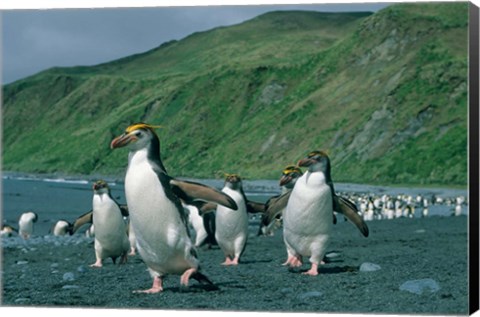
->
[135,131,142,138]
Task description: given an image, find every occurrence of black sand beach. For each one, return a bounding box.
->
[1,214,469,315]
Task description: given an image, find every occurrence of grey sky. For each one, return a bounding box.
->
[1,2,392,84]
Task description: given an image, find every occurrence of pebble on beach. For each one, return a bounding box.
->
[399,278,441,295]
[359,262,381,272]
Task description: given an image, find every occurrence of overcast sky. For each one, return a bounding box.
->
[1,1,395,84]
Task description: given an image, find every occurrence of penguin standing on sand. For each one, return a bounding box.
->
[259,165,368,239]
[18,211,38,239]
[283,150,334,276]
[215,174,249,266]
[90,180,130,267]
[110,122,238,293]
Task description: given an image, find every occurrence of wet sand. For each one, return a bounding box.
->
[0,215,469,315]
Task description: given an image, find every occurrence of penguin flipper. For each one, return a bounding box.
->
[169,179,238,210]
[333,195,369,237]
[263,191,291,225]
[70,211,93,235]
[197,201,218,216]
[246,200,266,214]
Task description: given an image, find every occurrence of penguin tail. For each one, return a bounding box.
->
[191,271,219,291]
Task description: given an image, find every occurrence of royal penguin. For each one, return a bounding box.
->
[110,122,237,293]
[18,211,38,239]
[90,180,130,267]
[215,173,249,266]
[283,150,335,276]
[1,224,18,237]
[50,220,73,236]
[70,203,128,237]
[260,165,368,239]
[258,165,303,236]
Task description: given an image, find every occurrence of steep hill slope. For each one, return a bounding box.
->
[2,3,469,185]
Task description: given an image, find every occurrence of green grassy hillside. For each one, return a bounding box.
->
[2,3,469,186]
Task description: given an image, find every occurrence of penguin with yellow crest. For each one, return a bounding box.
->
[111,122,237,293]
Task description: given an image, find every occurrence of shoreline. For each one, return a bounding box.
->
[1,171,468,196]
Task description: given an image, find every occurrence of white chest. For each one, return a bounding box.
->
[124,150,187,262]
[92,193,124,234]
[216,187,248,235]
[124,150,173,221]
[284,171,333,233]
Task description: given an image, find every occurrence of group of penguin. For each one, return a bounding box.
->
[96,122,372,292]
[0,122,376,292]
[349,192,467,221]
[1,122,468,293]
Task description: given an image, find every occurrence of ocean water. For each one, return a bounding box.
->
[1,173,468,236]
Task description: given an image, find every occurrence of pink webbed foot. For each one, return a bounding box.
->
[221,257,234,266]
[302,263,319,276]
[222,256,239,266]
[283,255,303,267]
[90,259,103,268]
[180,268,197,287]
[133,276,163,294]
[222,256,239,265]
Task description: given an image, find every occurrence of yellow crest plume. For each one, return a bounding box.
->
[125,122,163,133]
[283,165,302,175]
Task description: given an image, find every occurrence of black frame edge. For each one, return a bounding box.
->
[469,1,480,315]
